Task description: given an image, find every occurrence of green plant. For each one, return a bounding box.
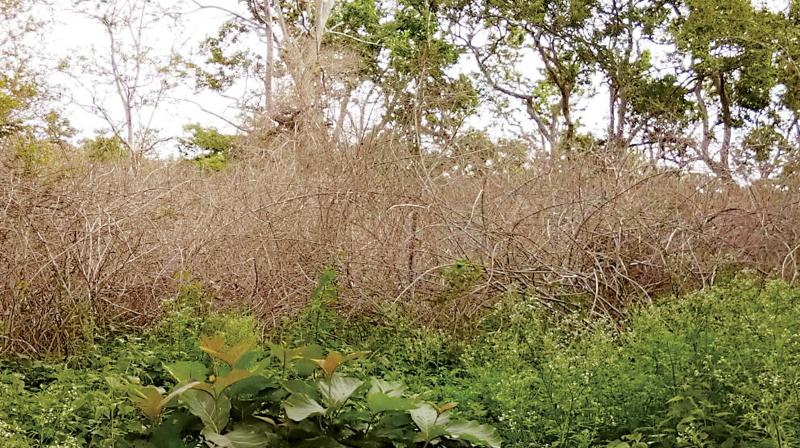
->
[179,124,237,171]
[120,334,502,448]
[83,135,128,162]
[437,259,483,303]
[446,278,800,447]
[279,266,345,348]
[12,137,56,174]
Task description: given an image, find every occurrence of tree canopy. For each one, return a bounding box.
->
[2,0,800,180]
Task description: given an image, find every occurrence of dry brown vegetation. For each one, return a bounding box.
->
[2,134,800,356]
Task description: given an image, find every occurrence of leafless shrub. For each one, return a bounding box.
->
[2,137,799,355]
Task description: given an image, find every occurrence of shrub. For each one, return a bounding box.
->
[83,135,127,162]
[179,124,237,171]
[440,278,800,447]
[118,334,501,448]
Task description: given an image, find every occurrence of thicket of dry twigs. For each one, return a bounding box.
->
[2,133,800,355]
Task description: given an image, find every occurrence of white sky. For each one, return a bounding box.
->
[40,0,246,157]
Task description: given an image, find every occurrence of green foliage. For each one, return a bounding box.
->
[179,124,237,171]
[437,259,483,303]
[3,277,799,447]
[443,278,800,447]
[11,137,56,174]
[121,334,501,448]
[0,70,37,139]
[279,266,344,347]
[0,311,211,447]
[83,135,128,162]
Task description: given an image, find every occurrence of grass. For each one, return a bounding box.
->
[1,277,799,447]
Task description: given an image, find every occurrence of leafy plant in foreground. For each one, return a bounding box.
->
[117,334,501,448]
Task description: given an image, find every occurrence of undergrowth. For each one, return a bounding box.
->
[1,276,799,447]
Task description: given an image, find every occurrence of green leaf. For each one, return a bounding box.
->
[606,442,631,448]
[295,436,347,448]
[367,391,417,413]
[370,378,406,397]
[202,335,257,368]
[181,389,231,433]
[224,374,275,397]
[162,381,203,408]
[203,423,279,448]
[284,393,326,421]
[446,420,502,448]
[411,403,449,442]
[269,343,323,375]
[285,379,318,396]
[150,413,194,448]
[213,369,255,396]
[318,374,362,407]
[131,386,166,420]
[165,361,208,383]
[366,379,416,413]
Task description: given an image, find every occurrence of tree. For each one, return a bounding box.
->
[447,0,598,153]
[188,0,339,129]
[446,0,799,179]
[63,0,183,158]
[1,0,42,140]
[658,0,798,179]
[329,0,478,150]
[188,0,476,151]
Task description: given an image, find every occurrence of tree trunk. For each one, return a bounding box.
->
[264,0,274,119]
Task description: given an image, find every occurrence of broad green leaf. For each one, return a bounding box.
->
[446,420,502,448]
[269,343,323,375]
[131,386,165,420]
[606,442,631,448]
[213,369,254,396]
[370,378,406,397]
[295,436,347,448]
[293,358,321,377]
[411,403,449,441]
[367,379,416,412]
[225,375,275,397]
[285,379,318,396]
[284,394,326,421]
[162,381,203,408]
[203,423,279,448]
[165,361,208,383]
[366,391,417,413]
[150,413,194,448]
[181,389,231,433]
[318,374,362,407]
[201,336,256,368]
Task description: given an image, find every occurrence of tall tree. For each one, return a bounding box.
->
[63,0,183,158]
[659,0,796,179]
[329,0,478,149]
[447,0,598,152]
[0,0,42,140]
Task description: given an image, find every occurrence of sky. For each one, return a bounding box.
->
[27,0,794,157]
[40,0,246,157]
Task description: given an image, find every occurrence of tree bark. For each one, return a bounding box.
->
[264,0,274,119]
